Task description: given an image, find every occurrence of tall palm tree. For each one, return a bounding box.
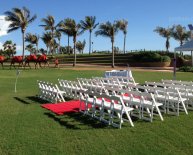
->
[80,16,99,55]
[55,30,61,53]
[4,7,37,59]
[41,32,52,53]
[95,21,119,68]
[172,25,191,46]
[25,33,39,54]
[154,26,173,52]
[59,18,74,54]
[40,15,61,54]
[116,19,128,54]
[62,19,83,66]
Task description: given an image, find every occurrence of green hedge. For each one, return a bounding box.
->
[179,66,193,72]
[131,52,171,62]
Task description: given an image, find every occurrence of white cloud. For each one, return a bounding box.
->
[0,15,11,37]
[16,45,22,51]
[0,42,3,49]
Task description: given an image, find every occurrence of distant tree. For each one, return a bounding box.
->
[25,33,39,54]
[114,46,120,54]
[4,7,37,59]
[154,26,173,52]
[41,32,52,53]
[80,16,99,54]
[40,15,61,54]
[59,18,74,54]
[62,19,83,66]
[25,44,35,54]
[3,40,16,57]
[95,21,119,68]
[39,48,47,54]
[60,46,73,54]
[76,40,86,54]
[55,30,62,53]
[172,25,191,46]
[116,19,128,54]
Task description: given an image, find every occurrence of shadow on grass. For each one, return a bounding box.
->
[26,96,47,104]
[44,112,109,130]
[14,96,47,105]
[14,97,31,104]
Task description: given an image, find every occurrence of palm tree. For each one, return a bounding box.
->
[116,19,128,54]
[59,18,74,54]
[76,40,86,54]
[4,7,37,59]
[55,30,61,53]
[62,19,83,66]
[172,25,191,46]
[41,32,52,53]
[80,16,99,55]
[154,26,173,52]
[40,15,61,54]
[95,21,119,68]
[25,33,39,54]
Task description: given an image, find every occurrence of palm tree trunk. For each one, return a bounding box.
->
[112,40,114,68]
[180,40,183,46]
[73,37,76,67]
[46,46,48,54]
[68,35,70,55]
[123,34,126,54]
[59,39,61,54]
[36,42,38,55]
[166,38,169,52]
[22,31,25,60]
[89,31,91,55]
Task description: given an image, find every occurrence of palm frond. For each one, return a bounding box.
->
[7,27,20,33]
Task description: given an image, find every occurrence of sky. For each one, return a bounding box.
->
[0,0,193,55]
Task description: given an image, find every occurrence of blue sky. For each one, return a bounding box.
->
[0,0,193,55]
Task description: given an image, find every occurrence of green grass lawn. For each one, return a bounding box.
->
[0,68,193,155]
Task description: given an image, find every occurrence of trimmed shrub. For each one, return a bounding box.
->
[161,56,171,62]
[179,66,193,72]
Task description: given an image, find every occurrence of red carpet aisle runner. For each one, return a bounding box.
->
[41,100,88,115]
[41,94,140,115]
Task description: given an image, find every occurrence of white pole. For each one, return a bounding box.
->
[173,51,177,80]
[14,70,21,93]
[191,51,193,67]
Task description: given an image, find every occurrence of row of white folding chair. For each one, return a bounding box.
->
[79,90,134,128]
[145,81,192,104]
[105,87,164,122]
[111,76,137,86]
[145,81,193,101]
[162,79,193,86]
[92,77,125,89]
[161,81,193,106]
[136,84,188,116]
[58,79,83,99]
[37,80,65,103]
[77,78,106,94]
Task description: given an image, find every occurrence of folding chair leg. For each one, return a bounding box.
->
[125,111,134,127]
[181,101,188,115]
[155,106,164,121]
